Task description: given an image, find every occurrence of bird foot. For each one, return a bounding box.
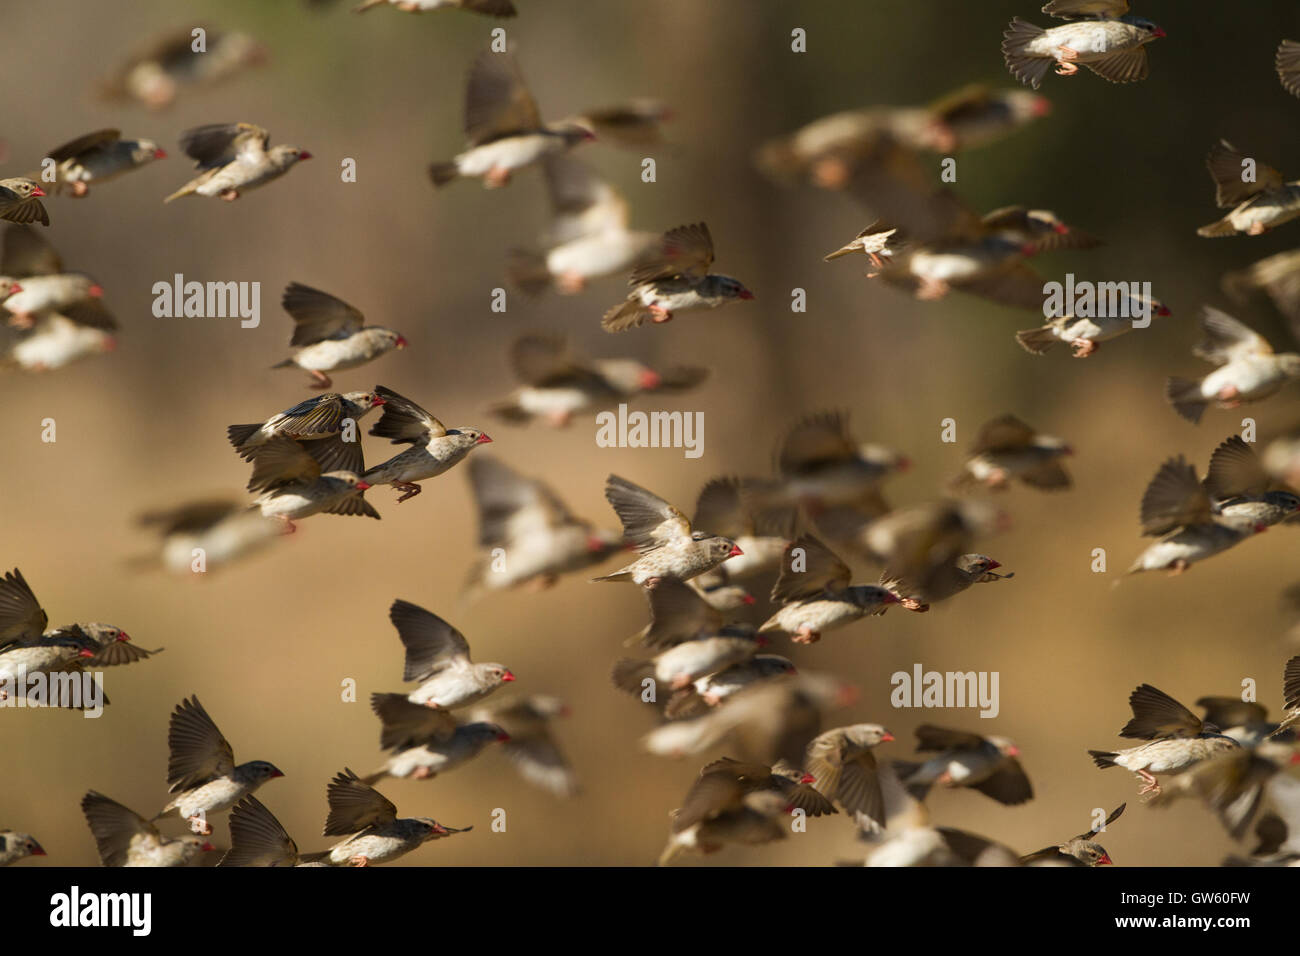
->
[277,517,297,535]
[556,272,586,295]
[811,158,851,190]
[70,182,89,198]
[1247,222,1268,236]
[484,167,512,189]
[544,411,573,428]
[900,598,929,613]
[791,628,821,645]
[916,278,950,301]
[348,855,370,867]
[188,816,212,835]
[643,576,664,589]
[7,312,35,330]
[393,482,423,503]
[412,766,433,780]
[308,370,333,390]
[1165,559,1189,576]
[1070,339,1097,358]
[650,305,673,323]
[219,189,240,202]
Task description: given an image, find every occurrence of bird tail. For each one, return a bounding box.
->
[1015,326,1059,355]
[1088,750,1119,769]
[610,658,655,695]
[270,359,296,370]
[227,423,262,452]
[1001,18,1052,90]
[657,835,689,867]
[590,568,632,583]
[428,161,460,188]
[163,181,198,204]
[1165,377,1206,424]
[506,249,553,297]
[601,299,646,333]
[823,244,857,262]
[1197,217,1239,238]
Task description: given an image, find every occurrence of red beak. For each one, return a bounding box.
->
[799,773,816,784]
[30,844,46,856]
[102,336,118,352]
[298,151,314,161]
[1006,746,1021,757]
[741,593,756,606]
[372,396,387,406]
[30,186,45,198]
[1153,27,1166,38]
[356,481,372,490]
[727,545,744,557]
[496,732,512,743]
[1097,854,1113,865]
[88,284,104,298]
[395,336,409,348]
[986,560,1002,570]
[476,433,493,444]
[638,369,662,390]
[881,732,895,742]
[78,649,94,658]
[1053,223,1069,234]
[1031,97,1052,117]
[271,769,285,778]
[501,671,516,682]
[737,288,755,300]
[116,631,131,643]
[154,148,167,159]
[755,635,769,647]
[200,843,216,852]
[8,283,21,294]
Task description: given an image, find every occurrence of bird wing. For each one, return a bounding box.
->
[389,599,472,679]
[0,568,48,647]
[970,413,1038,454]
[1205,141,1283,208]
[604,474,692,552]
[770,535,852,603]
[323,768,398,835]
[48,128,122,163]
[1139,456,1214,535]
[370,693,457,750]
[281,282,366,346]
[180,122,270,169]
[246,438,323,492]
[1,224,62,277]
[464,47,542,146]
[1205,435,1271,499]
[629,222,715,284]
[541,154,628,242]
[913,724,987,752]
[1195,307,1273,363]
[166,695,237,792]
[369,386,447,443]
[468,456,576,548]
[1120,684,1204,740]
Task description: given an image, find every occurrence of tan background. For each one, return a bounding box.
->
[2,0,1299,866]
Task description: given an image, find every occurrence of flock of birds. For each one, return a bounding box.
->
[6,0,1300,868]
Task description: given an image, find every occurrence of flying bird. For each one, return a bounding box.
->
[164,122,311,202]
[272,283,407,390]
[1166,308,1300,423]
[363,386,492,502]
[1002,2,1165,90]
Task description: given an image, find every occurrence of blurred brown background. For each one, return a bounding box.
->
[3,0,1300,866]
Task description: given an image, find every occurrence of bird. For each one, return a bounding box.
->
[1019,804,1125,866]
[1280,656,1300,736]
[611,633,766,696]
[226,390,386,473]
[766,410,911,517]
[951,414,1073,491]
[0,179,48,226]
[0,225,111,330]
[2,310,116,372]
[1016,294,1170,357]
[1198,141,1300,237]
[271,283,407,390]
[245,438,379,530]
[134,499,283,575]
[463,456,623,594]
[362,385,493,503]
[1202,434,1300,529]
[1222,248,1300,344]
[81,792,214,867]
[0,567,136,653]
[299,769,469,866]
[657,759,835,865]
[470,695,580,797]
[1002,2,1165,90]
[0,830,45,866]
[364,695,509,782]
[1089,684,1241,795]
[880,552,1012,613]
[569,99,672,148]
[758,535,899,644]
[386,599,515,709]
[428,46,594,189]
[218,796,313,867]
[1125,455,1264,575]
[486,333,694,427]
[805,724,895,829]
[601,223,754,332]
[355,0,516,14]
[164,122,311,202]
[506,155,658,296]
[98,27,265,110]
[625,578,744,652]
[33,129,166,196]
[895,725,1034,805]
[591,474,743,587]
[1166,308,1300,423]
[689,475,794,584]
[153,695,285,834]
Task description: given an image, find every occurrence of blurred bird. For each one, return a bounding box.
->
[1198,141,1300,237]
[1223,249,1300,343]
[626,578,743,651]
[690,476,794,584]
[657,758,834,865]
[1202,435,1300,529]
[1278,40,1300,98]
[99,26,265,110]
[759,535,899,644]
[570,99,672,149]
[33,129,166,196]
[363,386,493,503]
[429,46,594,189]
[896,725,1034,805]
[1019,804,1125,866]
[1166,308,1300,423]
[300,769,468,866]
[666,655,797,718]
[272,283,407,390]
[1002,2,1165,90]
[154,695,285,835]
[1089,684,1240,795]
[1016,294,1170,357]
[356,0,516,14]
[164,122,311,202]
[824,223,898,274]
[135,499,283,575]
[507,156,658,296]
[464,457,622,594]
[81,792,214,867]
[805,724,894,829]
[601,223,754,332]
[1226,773,1300,865]
[592,474,743,587]
[881,552,1012,613]
[766,410,910,518]
[0,567,134,652]
[470,695,579,797]
[952,414,1072,491]
[0,830,44,866]
[364,695,508,782]
[0,225,111,330]
[0,178,48,226]
[388,598,514,708]
[612,632,765,695]
[487,333,704,426]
